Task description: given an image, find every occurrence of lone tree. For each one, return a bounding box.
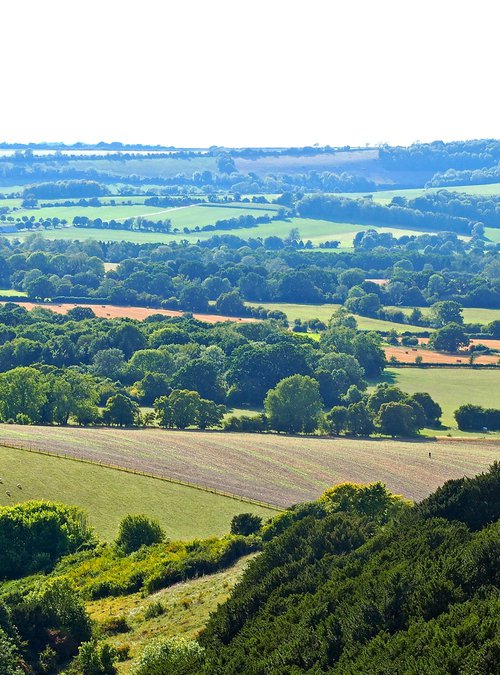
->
[264,374,323,434]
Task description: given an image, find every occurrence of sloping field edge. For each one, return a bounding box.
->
[0,440,282,512]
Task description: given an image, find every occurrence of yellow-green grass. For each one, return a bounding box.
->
[386,306,500,325]
[0,288,27,297]
[383,367,500,429]
[87,554,255,673]
[0,445,275,540]
[485,227,500,243]
[0,425,497,506]
[246,302,429,333]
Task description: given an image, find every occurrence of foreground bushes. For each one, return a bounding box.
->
[199,464,500,673]
[0,501,95,579]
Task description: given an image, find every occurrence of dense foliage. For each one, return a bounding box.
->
[200,464,500,673]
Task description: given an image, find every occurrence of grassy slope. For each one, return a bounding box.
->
[87,554,256,673]
[246,301,429,333]
[383,367,500,427]
[0,426,497,506]
[0,445,274,540]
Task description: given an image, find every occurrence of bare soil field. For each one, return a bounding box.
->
[0,301,254,324]
[0,426,497,507]
[385,345,498,365]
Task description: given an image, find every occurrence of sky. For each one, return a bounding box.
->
[2,0,499,148]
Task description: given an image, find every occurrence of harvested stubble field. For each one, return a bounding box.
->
[0,426,498,507]
[384,345,499,365]
[0,301,254,324]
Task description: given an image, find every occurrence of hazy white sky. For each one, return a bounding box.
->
[2,0,499,147]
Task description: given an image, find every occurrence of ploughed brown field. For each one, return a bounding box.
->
[0,426,498,507]
[0,301,254,324]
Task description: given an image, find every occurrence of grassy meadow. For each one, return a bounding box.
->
[383,367,500,429]
[0,445,275,540]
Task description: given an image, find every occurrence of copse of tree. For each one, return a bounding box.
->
[23,180,109,199]
[410,391,442,426]
[454,404,500,431]
[428,322,470,352]
[154,390,225,429]
[319,481,411,524]
[264,374,323,434]
[0,501,95,579]
[296,194,476,235]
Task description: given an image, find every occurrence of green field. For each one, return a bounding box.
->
[338,182,500,203]
[247,302,429,333]
[0,446,274,540]
[0,288,27,297]
[384,367,500,428]
[386,305,500,325]
[485,227,500,243]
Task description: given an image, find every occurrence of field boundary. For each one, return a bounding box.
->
[0,440,282,512]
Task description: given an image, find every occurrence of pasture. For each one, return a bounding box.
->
[384,345,498,366]
[0,425,497,507]
[383,367,500,428]
[246,302,429,333]
[0,444,274,540]
[386,305,500,325]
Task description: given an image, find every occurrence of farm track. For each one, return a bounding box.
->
[0,426,498,506]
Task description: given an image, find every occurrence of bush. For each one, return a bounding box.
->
[133,637,204,675]
[116,515,165,554]
[143,601,166,620]
[100,615,130,635]
[75,640,117,674]
[0,501,95,579]
[454,404,500,431]
[230,513,262,536]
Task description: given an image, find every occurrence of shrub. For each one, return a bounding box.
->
[230,513,262,536]
[100,615,130,635]
[133,637,204,675]
[0,501,95,579]
[75,640,117,674]
[143,601,166,620]
[116,515,165,555]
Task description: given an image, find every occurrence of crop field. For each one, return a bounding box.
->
[0,445,274,540]
[246,302,430,332]
[383,367,500,428]
[0,426,497,506]
[0,301,255,324]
